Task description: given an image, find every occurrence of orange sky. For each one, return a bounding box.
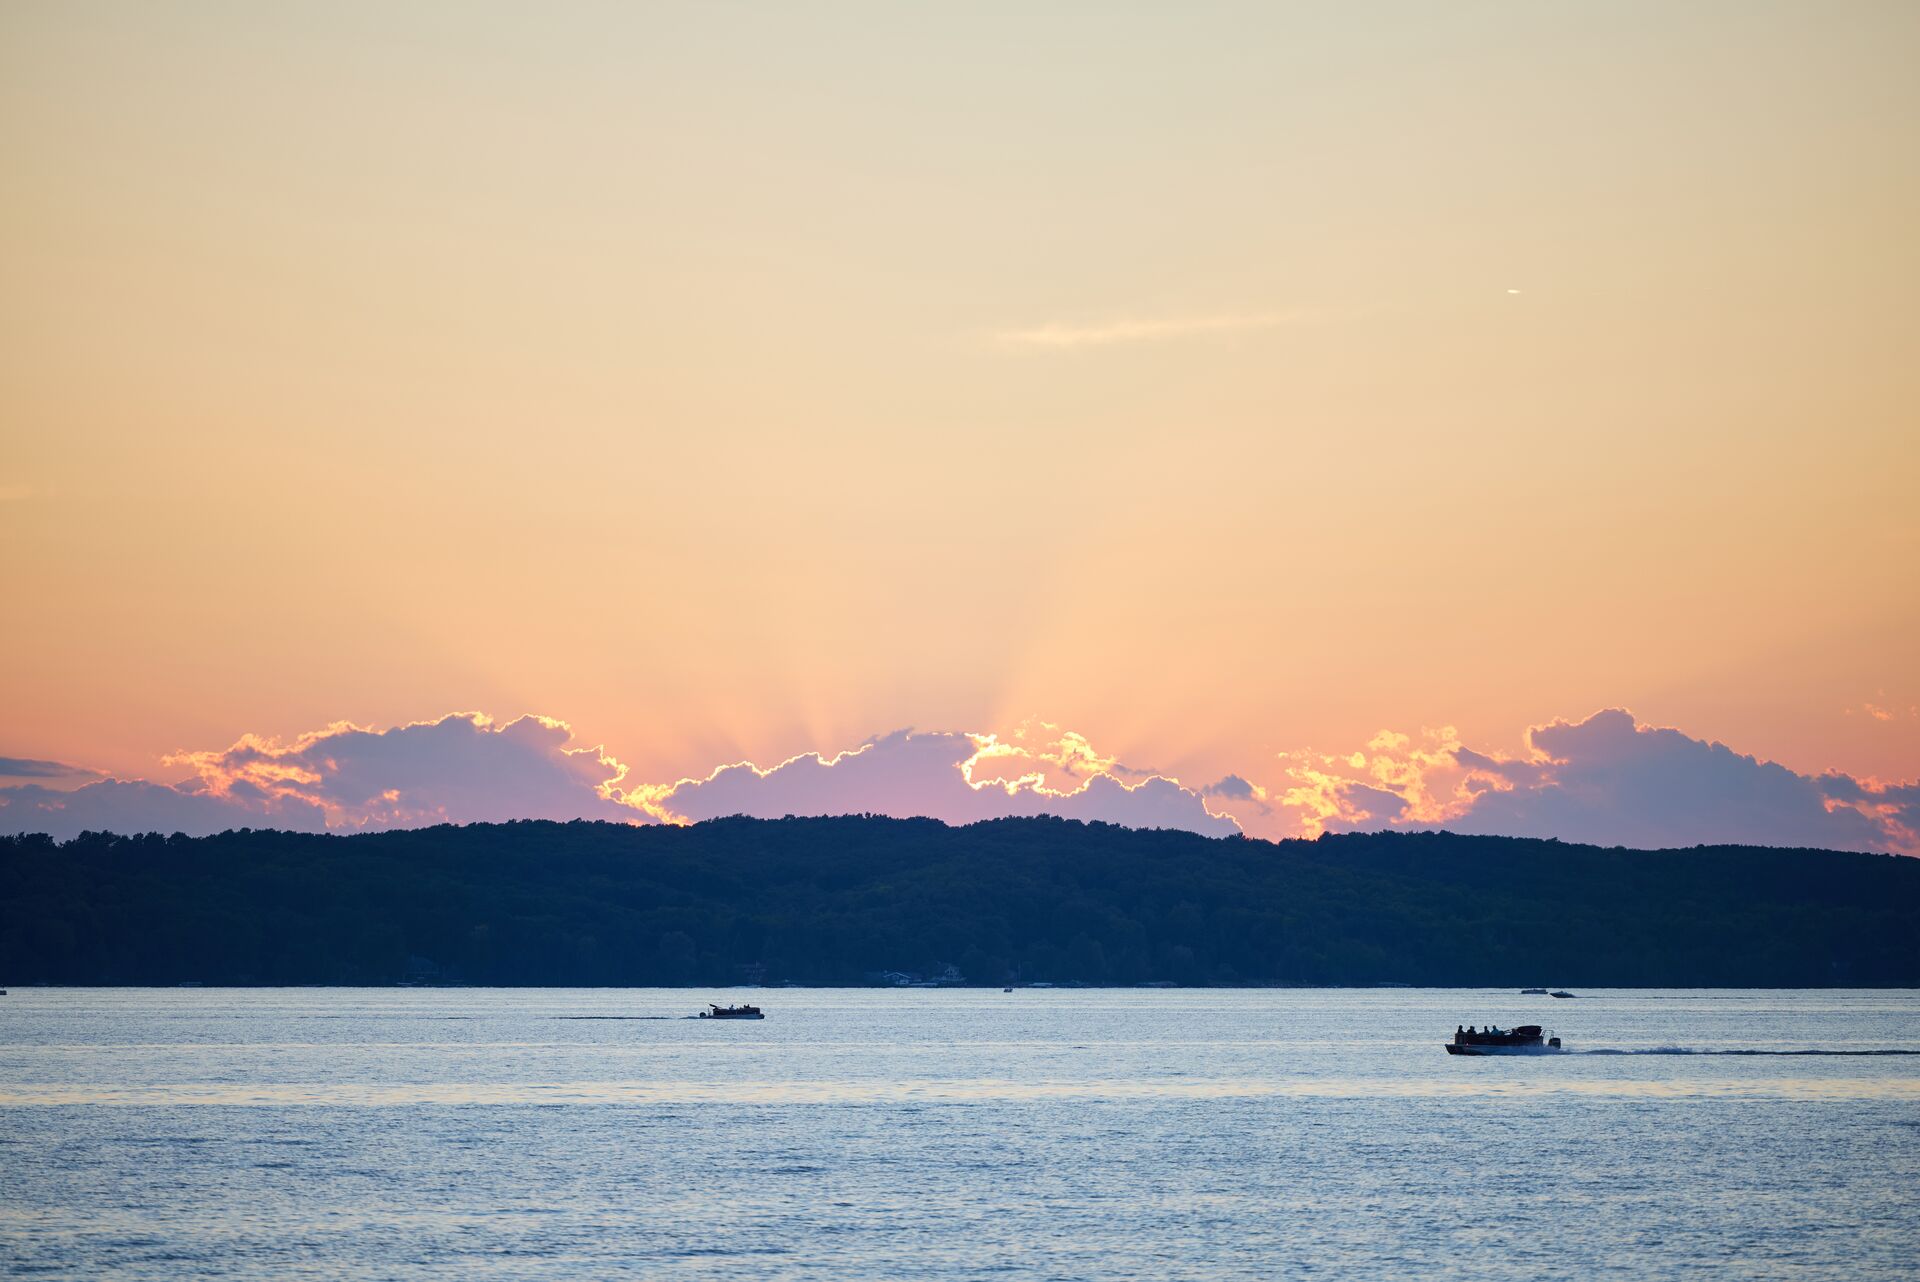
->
[3,2,1916,818]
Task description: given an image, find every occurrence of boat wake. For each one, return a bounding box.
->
[1576,1047,1920,1056]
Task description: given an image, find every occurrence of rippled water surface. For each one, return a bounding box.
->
[2,988,1916,1279]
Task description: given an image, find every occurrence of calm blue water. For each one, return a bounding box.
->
[2,988,1916,1279]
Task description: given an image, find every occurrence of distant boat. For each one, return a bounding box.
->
[1520,987,1548,995]
[1550,990,1576,999]
[698,1003,764,1020]
[1446,1024,1563,1055]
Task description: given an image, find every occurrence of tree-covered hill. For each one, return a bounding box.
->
[2,816,1915,986]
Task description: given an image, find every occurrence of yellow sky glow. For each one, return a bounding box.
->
[2,1,1916,814]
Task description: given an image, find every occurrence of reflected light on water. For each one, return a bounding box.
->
[8,1076,1919,1107]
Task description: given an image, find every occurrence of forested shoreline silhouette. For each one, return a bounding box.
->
[3,816,1915,987]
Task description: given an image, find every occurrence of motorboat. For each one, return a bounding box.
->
[1550,990,1576,999]
[1520,987,1548,995]
[1445,1024,1562,1055]
[698,1003,764,1020]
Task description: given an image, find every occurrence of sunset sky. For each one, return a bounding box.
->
[3,3,1916,849]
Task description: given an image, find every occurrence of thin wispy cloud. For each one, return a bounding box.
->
[1850,694,1912,722]
[993,312,1302,350]
[0,756,101,785]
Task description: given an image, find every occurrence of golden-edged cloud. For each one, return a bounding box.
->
[632,727,1237,836]
[160,712,637,831]
[2,709,1914,854]
[1232,709,1918,855]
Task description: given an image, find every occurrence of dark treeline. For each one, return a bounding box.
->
[2,816,1917,987]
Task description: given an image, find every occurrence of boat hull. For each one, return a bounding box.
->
[1445,1043,1562,1055]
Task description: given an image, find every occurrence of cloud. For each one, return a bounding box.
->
[4,716,1241,841]
[1198,773,1283,832]
[634,727,1239,837]
[1267,709,1917,855]
[166,712,639,830]
[4,707,1913,853]
[1451,711,1894,851]
[993,313,1296,349]
[0,713,639,839]
[0,779,329,841]
[1204,774,1257,800]
[0,756,102,785]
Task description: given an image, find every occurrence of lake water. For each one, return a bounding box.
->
[2,988,1916,1279]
